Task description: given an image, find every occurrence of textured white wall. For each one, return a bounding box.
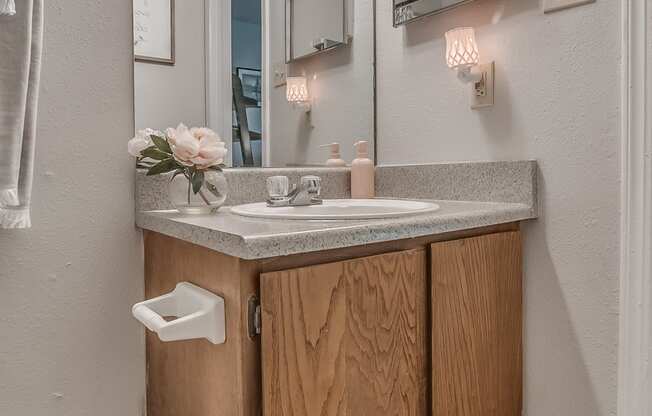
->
[377,0,620,415]
[0,2,145,416]
[135,0,206,131]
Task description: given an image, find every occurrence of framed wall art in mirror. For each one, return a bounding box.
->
[393,0,475,27]
[134,0,175,64]
[236,68,262,104]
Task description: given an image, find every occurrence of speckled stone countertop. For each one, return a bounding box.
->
[137,200,534,259]
[135,161,538,259]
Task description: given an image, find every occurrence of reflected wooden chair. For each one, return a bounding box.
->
[232,73,261,167]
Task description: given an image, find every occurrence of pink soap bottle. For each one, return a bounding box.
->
[351,140,374,199]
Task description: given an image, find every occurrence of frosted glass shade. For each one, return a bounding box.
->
[445,27,480,69]
[286,77,309,102]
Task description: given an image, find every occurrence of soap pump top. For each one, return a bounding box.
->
[353,140,369,158]
[320,142,347,167]
[351,140,374,198]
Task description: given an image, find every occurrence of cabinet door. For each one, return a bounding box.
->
[431,231,522,416]
[261,249,428,416]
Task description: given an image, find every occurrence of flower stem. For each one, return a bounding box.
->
[183,171,194,205]
[183,171,211,206]
[198,189,211,205]
[186,176,191,205]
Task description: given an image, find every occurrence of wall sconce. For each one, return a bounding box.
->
[445,27,495,109]
[286,76,311,112]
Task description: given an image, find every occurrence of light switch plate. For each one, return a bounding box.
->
[542,0,595,13]
[273,63,287,88]
[471,62,494,110]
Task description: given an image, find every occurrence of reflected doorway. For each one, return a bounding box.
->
[231,0,263,167]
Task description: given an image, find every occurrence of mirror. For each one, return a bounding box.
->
[393,0,475,26]
[133,0,375,168]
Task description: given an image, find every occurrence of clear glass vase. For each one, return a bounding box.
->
[168,170,228,214]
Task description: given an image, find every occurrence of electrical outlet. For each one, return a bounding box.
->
[471,62,494,110]
[542,0,595,13]
[273,62,287,88]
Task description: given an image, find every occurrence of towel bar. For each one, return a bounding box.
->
[132,282,226,344]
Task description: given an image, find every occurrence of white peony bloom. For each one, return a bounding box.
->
[128,129,154,157]
[141,128,163,138]
[165,124,182,146]
[167,124,228,169]
[168,124,198,166]
[190,127,228,168]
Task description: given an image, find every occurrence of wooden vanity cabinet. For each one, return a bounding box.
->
[143,224,522,416]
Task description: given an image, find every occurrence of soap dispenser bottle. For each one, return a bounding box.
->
[351,140,374,198]
[320,142,347,167]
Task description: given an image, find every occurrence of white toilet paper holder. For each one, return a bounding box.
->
[132,282,226,345]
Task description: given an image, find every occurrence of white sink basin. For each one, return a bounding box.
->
[230,199,440,220]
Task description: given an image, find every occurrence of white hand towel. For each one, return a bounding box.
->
[0,0,43,228]
[0,0,16,16]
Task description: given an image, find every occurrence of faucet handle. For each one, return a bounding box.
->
[300,175,321,196]
[266,176,290,200]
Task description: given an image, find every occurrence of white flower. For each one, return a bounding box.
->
[190,127,228,168]
[167,124,198,166]
[142,128,163,138]
[128,129,154,157]
[167,123,228,169]
[165,125,180,146]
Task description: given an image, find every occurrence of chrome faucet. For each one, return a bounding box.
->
[266,175,323,207]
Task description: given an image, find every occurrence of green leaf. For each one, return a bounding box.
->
[141,145,157,153]
[147,158,178,176]
[141,147,171,160]
[170,168,186,181]
[151,135,172,154]
[191,170,204,194]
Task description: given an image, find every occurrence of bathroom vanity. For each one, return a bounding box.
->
[134,161,537,416]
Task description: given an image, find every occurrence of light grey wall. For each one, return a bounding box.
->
[0,2,145,416]
[377,1,619,415]
[135,0,206,131]
[268,0,375,166]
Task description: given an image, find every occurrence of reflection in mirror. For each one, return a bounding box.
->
[133,0,374,168]
[393,0,475,26]
[286,0,348,61]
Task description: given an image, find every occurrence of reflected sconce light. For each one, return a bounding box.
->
[286,76,311,112]
[445,27,495,109]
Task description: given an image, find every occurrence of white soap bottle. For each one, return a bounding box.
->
[320,143,347,167]
[351,140,374,199]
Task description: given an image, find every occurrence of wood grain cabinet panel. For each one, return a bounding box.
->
[430,231,522,416]
[260,249,428,416]
[144,231,261,416]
